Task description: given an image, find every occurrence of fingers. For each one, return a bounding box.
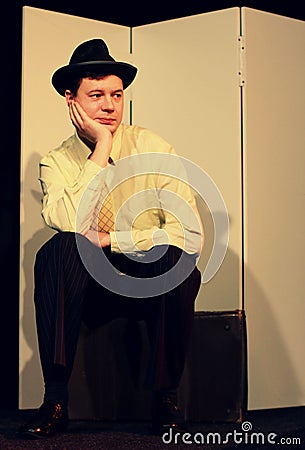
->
[69,100,84,129]
[68,100,113,151]
[84,229,100,247]
[84,230,111,248]
[69,101,97,143]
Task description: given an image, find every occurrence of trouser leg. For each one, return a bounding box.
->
[34,232,90,383]
[83,244,201,392]
[138,245,201,391]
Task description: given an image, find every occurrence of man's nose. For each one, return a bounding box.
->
[101,95,114,110]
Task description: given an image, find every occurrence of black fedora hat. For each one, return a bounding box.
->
[52,38,138,95]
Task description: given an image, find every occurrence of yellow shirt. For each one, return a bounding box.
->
[39,123,203,256]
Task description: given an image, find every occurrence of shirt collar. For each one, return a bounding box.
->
[74,131,91,159]
[110,124,123,162]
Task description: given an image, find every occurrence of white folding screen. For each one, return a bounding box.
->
[242,7,305,409]
[20,6,305,411]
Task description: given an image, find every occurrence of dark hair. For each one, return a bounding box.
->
[67,71,108,95]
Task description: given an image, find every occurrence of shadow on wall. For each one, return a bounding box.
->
[20,152,55,407]
[245,266,304,409]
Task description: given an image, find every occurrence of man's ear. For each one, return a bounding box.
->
[64,90,74,105]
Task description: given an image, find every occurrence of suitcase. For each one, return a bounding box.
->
[180,309,247,423]
[69,310,247,423]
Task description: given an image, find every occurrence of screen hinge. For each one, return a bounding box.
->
[238,35,246,87]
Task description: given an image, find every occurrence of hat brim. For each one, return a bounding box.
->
[52,61,138,96]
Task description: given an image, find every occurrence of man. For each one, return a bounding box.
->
[19,38,203,438]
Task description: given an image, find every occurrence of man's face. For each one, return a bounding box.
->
[74,75,124,135]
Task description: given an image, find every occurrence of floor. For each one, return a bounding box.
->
[0,406,304,449]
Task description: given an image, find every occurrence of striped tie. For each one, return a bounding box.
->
[90,157,114,233]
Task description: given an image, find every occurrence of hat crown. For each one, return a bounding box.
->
[52,38,137,95]
[69,38,115,65]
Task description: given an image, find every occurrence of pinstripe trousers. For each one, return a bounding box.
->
[34,232,201,391]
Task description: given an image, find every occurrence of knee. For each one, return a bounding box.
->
[35,232,76,262]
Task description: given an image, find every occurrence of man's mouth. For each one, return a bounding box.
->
[96,118,115,125]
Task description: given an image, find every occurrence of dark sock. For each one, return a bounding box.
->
[44,382,69,406]
[154,388,178,404]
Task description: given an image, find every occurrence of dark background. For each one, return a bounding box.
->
[1,0,304,409]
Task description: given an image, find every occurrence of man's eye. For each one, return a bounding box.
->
[90,93,102,98]
[114,93,122,99]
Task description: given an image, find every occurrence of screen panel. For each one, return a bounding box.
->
[20,6,131,408]
[132,8,242,311]
[242,7,305,409]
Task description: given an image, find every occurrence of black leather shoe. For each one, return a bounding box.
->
[19,401,69,439]
[151,394,187,435]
